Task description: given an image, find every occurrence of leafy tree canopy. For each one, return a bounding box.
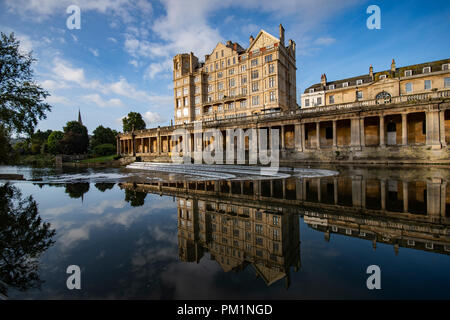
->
[0,32,51,135]
[122,112,146,133]
[91,125,118,148]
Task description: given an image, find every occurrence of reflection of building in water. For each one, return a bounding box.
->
[177,197,301,287]
[120,174,450,260]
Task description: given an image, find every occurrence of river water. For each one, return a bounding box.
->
[1,164,449,299]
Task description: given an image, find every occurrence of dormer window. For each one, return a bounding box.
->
[379,75,387,79]
[423,66,431,73]
[356,79,363,85]
[309,88,314,93]
[404,70,412,77]
[342,82,348,87]
[329,84,335,90]
[442,64,449,71]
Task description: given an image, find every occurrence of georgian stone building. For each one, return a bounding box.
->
[301,59,450,108]
[173,24,297,124]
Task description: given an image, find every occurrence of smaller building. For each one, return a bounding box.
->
[301,59,450,108]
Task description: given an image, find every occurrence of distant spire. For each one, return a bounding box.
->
[78,109,83,125]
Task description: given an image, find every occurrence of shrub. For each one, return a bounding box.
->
[93,143,116,156]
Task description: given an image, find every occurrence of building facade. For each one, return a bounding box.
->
[301,59,450,108]
[173,24,297,124]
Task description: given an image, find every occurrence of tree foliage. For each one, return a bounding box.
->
[122,112,146,133]
[124,189,147,207]
[47,130,64,154]
[60,121,89,154]
[0,32,51,135]
[91,125,118,148]
[0,124,13,164]
[0,183,56,297]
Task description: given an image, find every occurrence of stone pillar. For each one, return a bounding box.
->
[316,122,320,149]
[380,180,386,210]
[301,123,306,150]
[350,118,361,150]
[116,137,120,155]
[360,118,365,147]
[132,134,136,157]
[362,178,366,208]
[281,125,285,150]
[294,123,303,151]
[427,179,442,216]
[402,113,408,146]
[441,182,447,217]
[402,181,409,213]
[332,120,337,148]
[440,110,447,147]
[426,110,441,149]
[157,128,161,155]
[270,180,274,197]
[282,179,286,199]
[379,115,385,147]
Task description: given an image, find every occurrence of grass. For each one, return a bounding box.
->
[81,154,116,163]
[17,154,55,166]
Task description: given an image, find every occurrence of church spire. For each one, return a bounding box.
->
[78,109,83,126]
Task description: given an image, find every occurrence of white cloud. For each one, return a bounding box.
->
[52,57,85,84]
[108,37,117,43]
[145,59,172,79]
[129,60,139,67]
[143,111,164,125]
[82,94,124,108]
[46,95,71,105]
[89,48,99,57]
[4,0,153,23]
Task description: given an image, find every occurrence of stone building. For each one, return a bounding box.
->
[172,24,297,124]
[301,59,450,108]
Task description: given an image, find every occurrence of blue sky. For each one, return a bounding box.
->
[1,0,449,133]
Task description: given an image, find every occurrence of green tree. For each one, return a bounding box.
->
[47,131,64,154]
[65,183,90,199]
[91,125,118,148]
[0,124,13,164]
[60,121,89,154]
[0,32,51,135]
[122,111,146,133]
[0,183,56,297]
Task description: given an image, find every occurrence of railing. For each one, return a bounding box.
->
[119,89,450,136]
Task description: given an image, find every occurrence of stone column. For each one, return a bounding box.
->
[316,122,320,149]
[301,123,306,150]
[362,178,366,208]
[116,137,120,155]
[157,128,161,155]
[402,181,409,213]
[441,182,447,217]
[294,123,302,151]
[379,115,385,147]
[281,125,285,150]
[360,118,365,147]
[439,110,447,147]
[132,134,136,157]
[426,110,442,149]
[332,120,337,148]
[296,179,303,200]
[402,113,408,146]
[350,118,361,150]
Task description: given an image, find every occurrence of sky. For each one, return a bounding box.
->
[1,0,449,133]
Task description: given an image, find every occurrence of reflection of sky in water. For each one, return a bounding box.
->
[5,181,450,299]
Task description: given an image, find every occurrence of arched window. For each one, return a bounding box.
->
[376,91,391,100]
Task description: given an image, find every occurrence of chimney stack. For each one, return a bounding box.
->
[321,74,327,86]
[189,52,194,73]
[369,64,374,79]
[279,24,285,46]
[233,43,237,51]
[391,58,396,72]
[249,35,254,44]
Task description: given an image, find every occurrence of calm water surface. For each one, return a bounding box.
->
[1,165,449,299]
